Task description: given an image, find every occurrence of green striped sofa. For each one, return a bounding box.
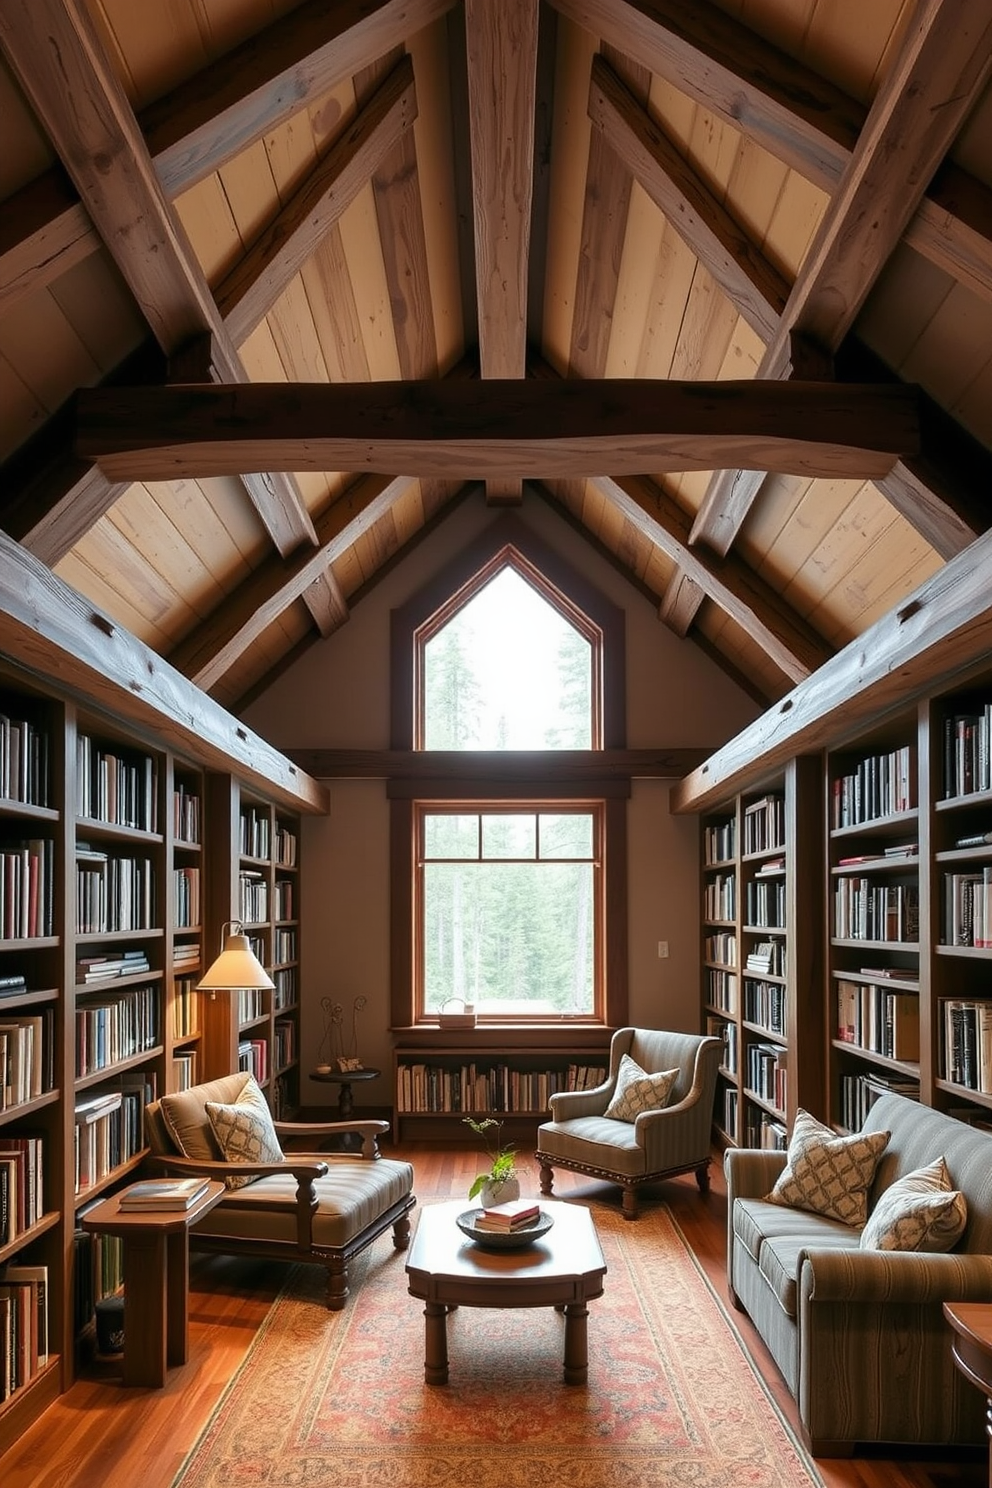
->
[725,1093,992,1457]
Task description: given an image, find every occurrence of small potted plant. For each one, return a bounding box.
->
[463,1116,520,1206]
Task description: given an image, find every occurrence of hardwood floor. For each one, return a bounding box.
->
[1,1143,986,1488]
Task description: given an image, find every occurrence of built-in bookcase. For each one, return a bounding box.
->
[701,757,823,1151]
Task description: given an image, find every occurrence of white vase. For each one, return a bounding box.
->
[479,1175,520,1209]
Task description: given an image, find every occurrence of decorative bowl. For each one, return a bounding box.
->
[456,1207,554,1250]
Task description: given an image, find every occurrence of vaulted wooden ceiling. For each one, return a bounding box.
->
[1,0,991,717]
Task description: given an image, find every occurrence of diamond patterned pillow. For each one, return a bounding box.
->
[767,1107,890,1226]
[860,1157,967,1252]
[206,1075,284,1190]
[603,1053,679,1123]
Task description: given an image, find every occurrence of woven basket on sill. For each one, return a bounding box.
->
[437,997,477,1029]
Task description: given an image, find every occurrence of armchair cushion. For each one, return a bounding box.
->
[767,1107,890,1226]
[603,1054,678,1122]
[859,1157,967,1253]
[206,1077,284,1189]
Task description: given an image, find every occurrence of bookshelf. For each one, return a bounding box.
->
[701,757,824,1151]
[200,779,302,1119]
[391,1043,610,1144]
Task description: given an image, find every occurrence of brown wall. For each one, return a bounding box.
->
[244,490,759,1108]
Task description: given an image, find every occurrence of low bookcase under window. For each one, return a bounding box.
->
[392,1043,610,1143]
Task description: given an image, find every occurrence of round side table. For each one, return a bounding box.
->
[310,1065,381,1121]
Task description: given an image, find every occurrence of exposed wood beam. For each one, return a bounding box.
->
[217,55,418,347]
[0,0,316,560]
[0,170,99,313]
[0,529,327,814]
[671,520,992,815]
[658,569,705,639]
[587,54,788,342]
[168,475,414,691]
[75,378,920,482]
[910,161,992,307]
[588,474,832,684]
[285,747,710,778]
[691,0,992,559]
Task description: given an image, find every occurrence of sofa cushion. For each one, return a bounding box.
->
[758,1228,862,1318]
[158,1070,253,1160]
[206,1076,285,1190]
[860,1157,968,1253]
[733,1196,857,1266]
[768,1107,890,1226]
[603,1053,678,1122]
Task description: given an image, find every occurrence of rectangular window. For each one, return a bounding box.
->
[416,804,603,1021]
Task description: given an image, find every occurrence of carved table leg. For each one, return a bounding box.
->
[562,1301,589,1385]
[423,1301,449,1385]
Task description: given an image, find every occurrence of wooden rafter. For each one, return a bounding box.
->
[587,474,833,685]
[0,0,316,559]
[689,0,992,559]
[75,378,920,482]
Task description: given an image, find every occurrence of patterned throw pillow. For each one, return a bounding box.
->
[206,1076,285,1190]
[767,1107,890,1226]
[603,1053,678,1123]
[860,1157,968,1252]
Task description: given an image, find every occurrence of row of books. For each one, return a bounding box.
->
[705,967,737,1014]
[942,999,992,1092]
[273,966,297,1010]
[238,1037,268,1085]
[396,1061,609,1115]
[173,784,201,845]
[722,1086,738,1139]
[744,1111,787,1151]
[703,872,735,922]
[836,979,920,1061]
[833,879,919,943]
[173,865,201,929]
[744,1042,787,1115]
[703,817,735,867]
[831,744,914,828]
[744,877,786,929]
[942,703,992,799]
[707,1016,738,1076]
[704,931,736,967]
[73,1077,153,1194]
[239,806,271,860]
[239,870,268,924]
[0,839,54,940]
[838,1069,919,1133]
[237,987,267,1024]
[275,824,298,867]
[0,1262,48,1401]
[73,1212,122,1335]
[743,977,787,1037]
[173,940,199,970]
[941,868,992,948]
[273,928,297,965]
[172,1050,198,1091]
[75,851,156,934]
[273,880,294,921]
[0,1010,51,1110]
[274,1016,296,1071]
[76,735,158,833]
[0,1136,44,1245]
[172,974,199,1040]
[0,711,50,809]
[75,984,160,1077]
[742,794,784,856]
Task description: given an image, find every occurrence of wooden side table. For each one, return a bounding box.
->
[944,1302,992,1488]
[81,1180,226,1387]
[310,1065,381,1120]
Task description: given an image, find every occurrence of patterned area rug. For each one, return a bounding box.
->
[173,1201,823,1488]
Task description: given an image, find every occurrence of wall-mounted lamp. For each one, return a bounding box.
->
[196,920,275,1000]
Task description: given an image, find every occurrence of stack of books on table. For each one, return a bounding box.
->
[474,1198,541,1232]
[118,1177,210,1212]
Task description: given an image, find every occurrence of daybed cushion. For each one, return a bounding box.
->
[158,1070,252,1159]
[192,1158,416,1249]
[768,1107,890,1226]
[859,1156,967,1253]
[603,1054,678,1122]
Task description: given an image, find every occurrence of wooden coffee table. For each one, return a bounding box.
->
[405,1198,606,1386]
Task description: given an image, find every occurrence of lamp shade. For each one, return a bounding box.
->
[197,924,275,992]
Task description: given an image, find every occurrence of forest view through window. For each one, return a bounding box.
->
[416,561,603,1020]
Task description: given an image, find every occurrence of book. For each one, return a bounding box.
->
[118,1177,210,1211]
[955,832,992,849]
[476,1198,541,1229]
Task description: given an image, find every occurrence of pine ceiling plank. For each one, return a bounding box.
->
[0,289,103,418]
[901,281,992,415]
[465,0,538,380]
[588,55,788,341]
[301,230,371,382]
[266,278,332,385]
[76,377,921,483]
[669,265,740,382]
[55,548,175,652]
[173,173,245,283]
[0,0,317,558]
[67,513,195,631]
[0,352,46,460]
[48,255,147,378]
[633,219,698,379]
[591,471,833,683]
[672,517,992,813]
[168,473,413,689]
[338,182,404,380]
[907,168,992,309]
[105,483,231,622]
[217,54,418,347]
[371,132,438,378]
